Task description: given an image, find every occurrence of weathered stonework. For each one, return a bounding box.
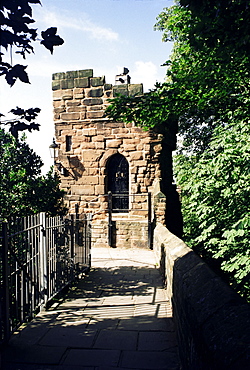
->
[154,224,250,369]
[52,69,174,248]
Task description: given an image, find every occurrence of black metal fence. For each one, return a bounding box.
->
[0,213,91,345]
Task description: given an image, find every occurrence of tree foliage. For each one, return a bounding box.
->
[0,1,66,218]
[174,121,250,300]
[107,0,250,153]
[106,0,250,299]
[155,0,250,152]
[0,0,64,87]
[0,129,67,219]
[1,106,40,139]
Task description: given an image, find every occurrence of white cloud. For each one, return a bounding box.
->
[132,61,161,91]
[39,9,119,41]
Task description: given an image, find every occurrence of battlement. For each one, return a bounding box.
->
[51,68,179,248]
[52,68,143,98]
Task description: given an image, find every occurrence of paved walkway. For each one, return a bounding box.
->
[2,247,180,370]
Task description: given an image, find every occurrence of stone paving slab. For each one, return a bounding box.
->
[1,247,180,370]
[39,327,97,347]
[138,331,178,351]
[120,350,180,370]
[93,329,138,350]
[63,348,121,367]
[3,344,67,365]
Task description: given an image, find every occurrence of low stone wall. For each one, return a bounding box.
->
[153,224,250,369]
[114,220,148,248]
[91,218,149,248]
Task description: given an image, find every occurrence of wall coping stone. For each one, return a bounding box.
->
[53,69,93,80]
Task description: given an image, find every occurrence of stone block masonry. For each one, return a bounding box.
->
[52,69,166,248]
[154,224,250,369]
[92,219,149,249]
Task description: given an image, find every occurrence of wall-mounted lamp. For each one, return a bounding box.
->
[49,138,59,160]
[49,138,68,176]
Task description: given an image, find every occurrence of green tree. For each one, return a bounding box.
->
[174,121,250,300]
[107,0,250,153]
[154,0,250,152]
[106,0,250,298]
[1,0,64,137]
[0,0,66,218]
[0,129,67,219]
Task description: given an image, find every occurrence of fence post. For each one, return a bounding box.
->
[108,192,113,247]
[2,222,10,342]
[87,213,92,268]
[70,214,75,260]
[148,193,152,249]
[69,214,75,280]
[39,213,48,307]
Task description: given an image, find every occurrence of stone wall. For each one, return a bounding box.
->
[112,219,149,249]
[152,178,167,226]
[52,69,167,248]
[153,224,250,369]
[90,217,149,249]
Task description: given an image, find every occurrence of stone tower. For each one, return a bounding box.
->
[52,68,178,247]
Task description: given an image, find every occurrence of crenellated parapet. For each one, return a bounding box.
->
[51,68,179,247]
[52,69,143,122]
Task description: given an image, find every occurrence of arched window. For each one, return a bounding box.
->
[107,153,129,212]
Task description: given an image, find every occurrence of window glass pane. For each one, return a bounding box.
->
[66,136,72,152]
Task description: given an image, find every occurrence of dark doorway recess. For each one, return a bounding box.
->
[107,153,129,212]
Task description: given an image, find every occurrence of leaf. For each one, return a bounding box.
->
[0,29,17,49]
[10,107,25,116]
[25,107,41,121]
[5,64,30,86]
[40,27,64,54]
[14,65,30,83]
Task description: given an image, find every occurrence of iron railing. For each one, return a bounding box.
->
[0,212,91,345]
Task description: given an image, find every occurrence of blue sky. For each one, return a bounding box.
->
[1,0,174,173]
